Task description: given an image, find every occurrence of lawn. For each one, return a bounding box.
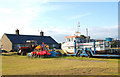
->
[2,54,120,75]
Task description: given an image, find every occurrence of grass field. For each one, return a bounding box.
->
[2,53,120,75]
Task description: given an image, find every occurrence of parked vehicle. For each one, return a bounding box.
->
[17,40,37,55]
[62,23,120,58]
[63,40,120,58]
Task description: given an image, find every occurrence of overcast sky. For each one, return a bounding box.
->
[0,0,119,43]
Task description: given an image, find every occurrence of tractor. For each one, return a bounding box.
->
[17,40,37,55]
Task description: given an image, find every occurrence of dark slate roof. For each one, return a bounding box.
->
[5,34,58,44]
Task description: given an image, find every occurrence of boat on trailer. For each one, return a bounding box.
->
[62,35,111,54]
[61,22,113,55]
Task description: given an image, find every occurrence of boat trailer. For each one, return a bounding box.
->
[67,40,120,58]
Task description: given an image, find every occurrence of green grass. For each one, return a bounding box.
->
[2,54,120,75]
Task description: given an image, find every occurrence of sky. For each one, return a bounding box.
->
[0,0,119,43]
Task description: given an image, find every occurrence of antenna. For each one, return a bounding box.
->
[77,22,80,32]
[86,28,88,37]
[74,22,81,36]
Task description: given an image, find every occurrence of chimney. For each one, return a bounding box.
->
[40,30,44,36]
[16,29,19,35]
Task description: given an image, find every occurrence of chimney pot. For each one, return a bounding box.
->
[40,30,44,36]
[16,29,19,35]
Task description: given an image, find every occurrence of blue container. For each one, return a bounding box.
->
[106,38,113,42]
[50,51,59,57]
[28,52,32,57]
[50,51,56,57]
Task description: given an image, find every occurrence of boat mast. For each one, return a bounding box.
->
[86,28,88,37]
[77,22,80,33]
[75,22,81,36]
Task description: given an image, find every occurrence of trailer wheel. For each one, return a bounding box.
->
[86,51,92,58]
[56,51,62,57]
[31,54,33,57]
[76,50,82,57]
[44,54,48,58]
[33,54,36,58]
[17,52,21,55]
[38,55,41,58]
[24,52,27,55]
[21,52,24,56]
[21,50,27,56]
[41,55,44,58]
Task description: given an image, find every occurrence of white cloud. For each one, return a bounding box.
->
[103,25,118,29]
[68,13,91,20]
[0,7,13,13]
[36,25,118,42]
[0,6,37,35]
[39,26,76,42]
[89,25,118,39]
[0,1,67,43]
[0,1,61,39]
[42,25,117,42]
